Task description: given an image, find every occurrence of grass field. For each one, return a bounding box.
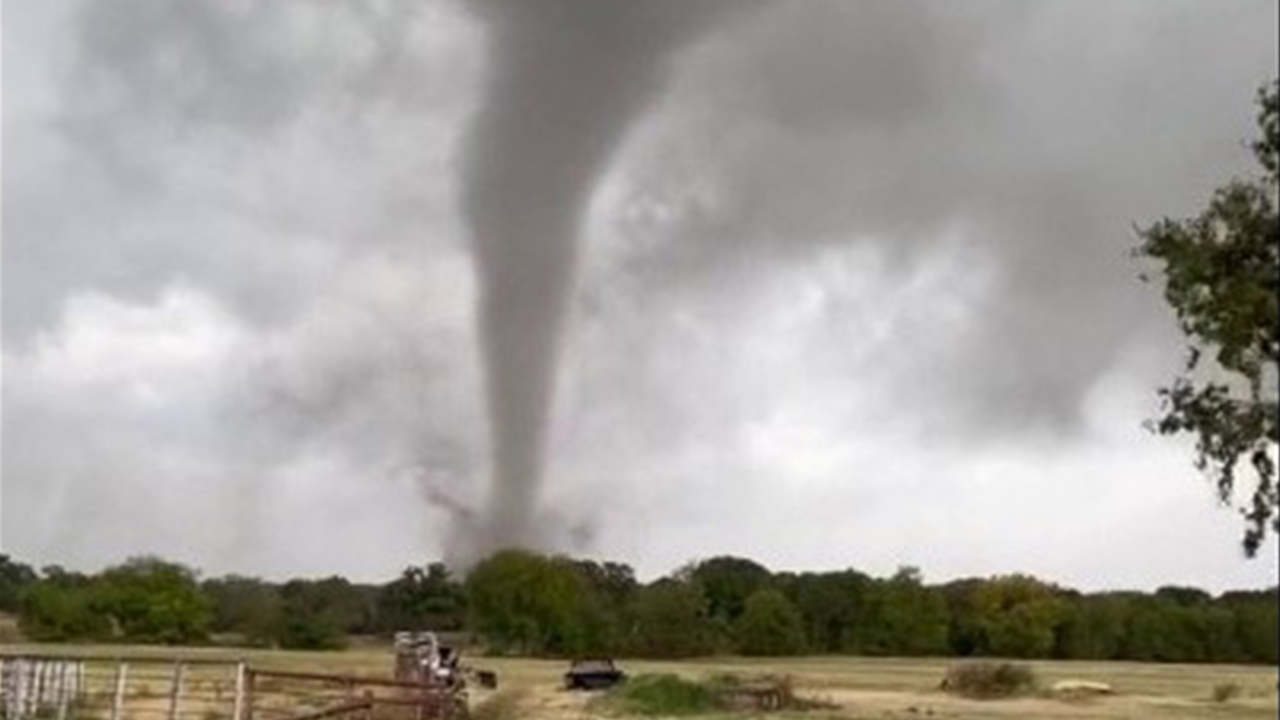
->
[5,644,1277,719]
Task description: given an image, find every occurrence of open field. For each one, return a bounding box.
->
[4,644,1277,719]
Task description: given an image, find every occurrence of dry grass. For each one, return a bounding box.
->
[0,613,23,644]
[4,645,1277,719]
[470,689,529,720]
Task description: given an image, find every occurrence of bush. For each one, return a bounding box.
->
[1212,682,1242,703]
[604,673,830,715]
[276,617,348,650]
[94,557,212,644]
[707,674,834,712]
[941,662,1038,699]
[18,580,111,642]
[602,674,723,716]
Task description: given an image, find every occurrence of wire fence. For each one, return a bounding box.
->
[0,655,467,720]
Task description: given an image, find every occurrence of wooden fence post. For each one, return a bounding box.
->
[167,661,186,720]
[55,662,70,720]
[232,662,247,720]
[111,662,129,720]
[16,659,29,718]
[1,659,17,720]
[243,668,256,720]
[25,659,38,717]
[34,660,47,710]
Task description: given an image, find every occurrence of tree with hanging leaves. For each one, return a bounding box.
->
[1137,81,1278,556]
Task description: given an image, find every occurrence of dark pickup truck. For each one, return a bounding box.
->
[563,658,627,691]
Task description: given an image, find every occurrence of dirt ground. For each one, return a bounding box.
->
[8,645,1277,719]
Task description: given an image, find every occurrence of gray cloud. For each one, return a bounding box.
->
[3,0,1278,589]
[595,0,1277,436]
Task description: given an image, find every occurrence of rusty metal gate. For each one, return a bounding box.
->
[0,655,465,720]
[244,669,467,720]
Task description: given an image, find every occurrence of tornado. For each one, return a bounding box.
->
[460,1,740,555]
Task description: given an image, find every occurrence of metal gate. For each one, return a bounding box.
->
[0,656,465,720]
[1,655,243,719]
[244,669,467,720]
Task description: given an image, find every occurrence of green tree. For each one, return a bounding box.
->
[376,564,467,633]
[569,560,640,654]
[972,576,1067,659]
[0,555,37,613]
[1137,80,1279,555]
[1122,596,1205,662]
[1199,605,1245,662]
[1057,593,1133,660]
[783,570,871,653]
[941,579,988,656]
[465,550,592,656]
[688,556,772,626]
[274,576,371,650]
[202,575,283,647]
[627,578,716,658]
[850,567,950,656]
[1220,588,1279,664]
[96,557,211,644]
[571,560,639,610]
[735,588,806,656]
[17,570,110,642]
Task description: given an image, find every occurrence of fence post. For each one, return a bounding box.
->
[111,662,129,720]
[17,659,29,717]
[34,661,47,710]
[1,659,16,720]
[167,661,186,720]
[55,662,70,720]
[232,662,247,720]
[25,659,39,717]
[243,668,256,720]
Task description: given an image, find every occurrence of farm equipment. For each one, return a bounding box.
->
[563,658,627,691]
[393,632,499,692]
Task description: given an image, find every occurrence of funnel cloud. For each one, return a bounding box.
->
[461,0,745,555]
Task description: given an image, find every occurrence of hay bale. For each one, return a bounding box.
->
[1051,680,1114,698]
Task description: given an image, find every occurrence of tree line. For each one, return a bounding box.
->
[1,552,1275,664]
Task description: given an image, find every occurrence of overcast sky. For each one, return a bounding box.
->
[3,0,1278,591]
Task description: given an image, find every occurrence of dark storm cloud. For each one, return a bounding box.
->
[4,0,478,341]
[596,0,1277,436]
[3,0,1278,587]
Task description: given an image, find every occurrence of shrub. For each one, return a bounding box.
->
[707,674,835,712]
[941,662,1038,699]
[1212,682,1242,703]
[602,674,723,716]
